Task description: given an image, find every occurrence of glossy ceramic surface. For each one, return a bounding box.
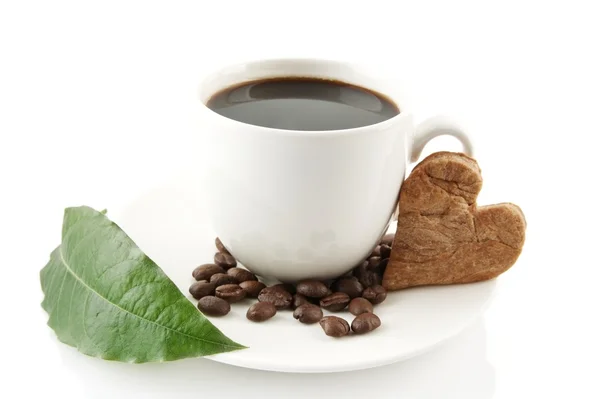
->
[112,174,495,372]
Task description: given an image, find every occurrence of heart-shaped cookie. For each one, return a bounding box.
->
[382,152,526,291]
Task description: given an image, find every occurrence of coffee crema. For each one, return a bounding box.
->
[206,77,400,131]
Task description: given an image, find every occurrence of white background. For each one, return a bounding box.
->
[1,1,599,398]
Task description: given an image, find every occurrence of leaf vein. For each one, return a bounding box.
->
[95,259,135,281]
[65,277,76,343]
[42,259,59,296]
[54,270,68,322]
[58,248,238,349]
[81,290,100,353]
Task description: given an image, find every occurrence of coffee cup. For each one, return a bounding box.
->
[198,58,473,282]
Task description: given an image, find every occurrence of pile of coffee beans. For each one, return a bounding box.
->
[189,235,393,337]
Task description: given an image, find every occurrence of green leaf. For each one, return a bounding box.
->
[40,206,245,362]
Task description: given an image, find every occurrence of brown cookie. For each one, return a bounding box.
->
[383,152,526,290]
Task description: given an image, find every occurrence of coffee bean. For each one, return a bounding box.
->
[215,237,230,255]
[380,233,395,246]
[227,267,258,283]
[239,280,266,298]
[377,258,389,274]
[367,256,382,270]
[322,278,336,288]
[348,297,374,315]
[192,263,225,281]
[296,280,330,298]
[379,244,392,259]
[293,304,323,324]
[198,296,230,316]
[332,276,364,299]
[258,286,292,309]
[271,283,296,295]
[319,316,350,337]
[371,245,381,257]
[362,285,387,304]
[210,273,238,287]
[215,284,246,303]
[320,292,350,312]
[352,263,364,278]
[214,252,237,269]
[292,293,311,309]
[246,302,277,322]
[188,280,216,299]
[351,313,381,334]
[353,262,382,287]
[366,257,387,276]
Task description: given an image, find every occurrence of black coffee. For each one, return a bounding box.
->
[206,77,400,131]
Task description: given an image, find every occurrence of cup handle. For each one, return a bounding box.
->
[410,116,474,162]
[390,116,474,222]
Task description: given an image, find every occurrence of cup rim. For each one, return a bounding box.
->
[197,57,409,137]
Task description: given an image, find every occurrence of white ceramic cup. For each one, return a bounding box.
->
[198,58,473,282]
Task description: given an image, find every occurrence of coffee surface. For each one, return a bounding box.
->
[206,77,399,131]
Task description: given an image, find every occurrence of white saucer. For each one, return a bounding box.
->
[111,175,496,373]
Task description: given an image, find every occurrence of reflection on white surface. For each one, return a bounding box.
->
[107,173,496,372]
[57,318,494,399]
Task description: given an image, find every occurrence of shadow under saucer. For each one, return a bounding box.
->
[57,317,495,399]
